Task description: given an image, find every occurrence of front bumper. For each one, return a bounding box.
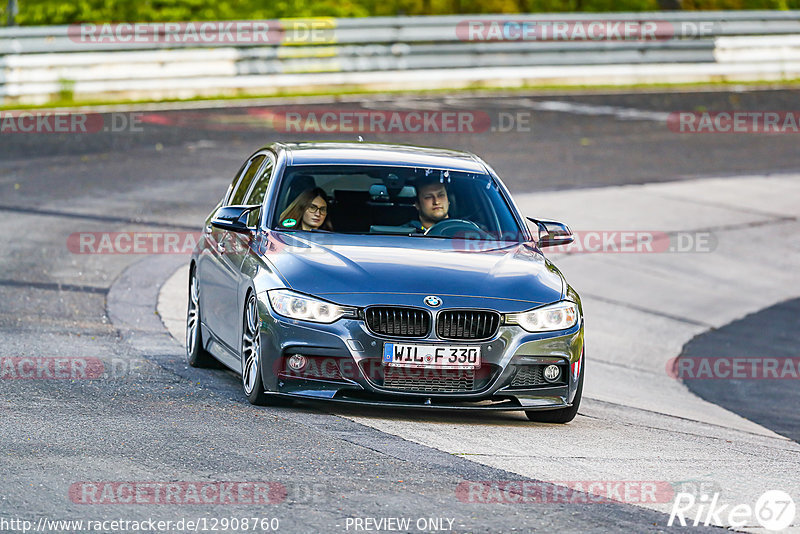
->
[256,296,584,412]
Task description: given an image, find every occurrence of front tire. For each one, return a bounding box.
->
[525,360,583,424]
[186,268,218,368]
[241,293,270,405]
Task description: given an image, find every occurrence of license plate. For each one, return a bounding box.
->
[383,343,481,369]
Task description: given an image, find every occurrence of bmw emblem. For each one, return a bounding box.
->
[424,296,442,308]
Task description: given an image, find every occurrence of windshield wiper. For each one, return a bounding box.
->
[405,233,452,239]
[344,231,417,237]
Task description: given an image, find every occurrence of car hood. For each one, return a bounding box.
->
[261,232,564,310]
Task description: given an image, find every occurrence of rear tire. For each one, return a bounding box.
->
[186,268,218,368]
[525,360,583,424]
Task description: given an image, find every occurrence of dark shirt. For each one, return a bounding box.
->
[407,220,425,233]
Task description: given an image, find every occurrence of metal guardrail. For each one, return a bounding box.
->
[1,11,800,104]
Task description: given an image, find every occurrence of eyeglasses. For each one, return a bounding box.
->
[306,204,327,215]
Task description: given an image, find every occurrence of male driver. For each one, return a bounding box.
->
[411,177,450,233]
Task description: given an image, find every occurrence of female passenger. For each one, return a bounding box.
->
[278,187,332,231]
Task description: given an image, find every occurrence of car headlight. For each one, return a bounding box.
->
[267,289,357,324]
[505,301,580,332]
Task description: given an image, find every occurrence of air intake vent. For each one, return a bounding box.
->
[382,367,475,392]
[510,366,545,387]
[364,307,430,337]
[436,310,500,340]
[510,365,566,388]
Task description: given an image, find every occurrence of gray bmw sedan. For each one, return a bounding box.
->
[188,142,584,423]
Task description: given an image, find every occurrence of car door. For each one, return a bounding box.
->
[226,153,276,321]
[237,153,277,276]
[200,153,266,353]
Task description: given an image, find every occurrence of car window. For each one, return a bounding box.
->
[272,165,522,240]
[243,159,274,227]
[223,161,249,206]
[229,155,266,206]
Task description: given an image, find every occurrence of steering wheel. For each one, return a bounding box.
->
[425,218,482,238]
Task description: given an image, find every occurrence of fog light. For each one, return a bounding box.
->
[287,354,307,371]
[543,364,561,383]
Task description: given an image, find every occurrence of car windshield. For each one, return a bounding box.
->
[271,165,524,240]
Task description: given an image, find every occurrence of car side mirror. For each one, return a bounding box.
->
[211,205,260,234]
[527,217,574,247]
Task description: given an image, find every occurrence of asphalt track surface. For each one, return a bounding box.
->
[0,88,798,533]
[679,297,800,443]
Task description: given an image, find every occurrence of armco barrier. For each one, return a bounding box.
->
[1,11,800,104]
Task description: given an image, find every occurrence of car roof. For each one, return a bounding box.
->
[273,142,487,173]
